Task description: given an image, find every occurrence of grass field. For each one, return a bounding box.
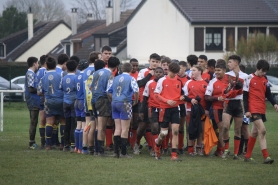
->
[0,102,278,185]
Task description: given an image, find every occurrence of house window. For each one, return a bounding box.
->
[0,44,4,58]
[65,44,70,56]
[249,27,266,37]
[205,28,223,51]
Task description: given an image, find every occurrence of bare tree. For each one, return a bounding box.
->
[5,0,67,22]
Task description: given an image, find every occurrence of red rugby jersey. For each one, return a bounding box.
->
[138,68,154,102]
[202,71,211,82]
[205,77,227,109]
[246,74,268,114]
[143,80,160,108]
[177,75,190,86]
[154,76,183,108]
[183,79,208,110]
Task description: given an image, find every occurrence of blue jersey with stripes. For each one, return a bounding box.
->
[62,73,76,104]
[76,71,84,100]
[37,70,63,100]
[107,73,139,103]
[36,67,47,88]
[91,68,113,103]
[25,69,40,110]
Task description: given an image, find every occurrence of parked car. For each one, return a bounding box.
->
[0,76,24,101]
[266,75,278,100]
[11,76,25,101]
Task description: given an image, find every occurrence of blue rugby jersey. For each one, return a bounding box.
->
[76,71,84,100]
[37,70,63,99]
[83,66,95,81]
[36,67,47,87]
[56,66,63,76]
[91,68,113,103]
[62,73,76,104]
[25,69,40,109]
[107,73,139,103]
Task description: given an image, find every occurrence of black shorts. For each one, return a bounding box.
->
[159,107,180,128]
[179,104,186,118]
[95,97,111,117]
[250,113,266,122]
[137,102,150,123]
[213,109,223,123]
[223,100,244,117]
[63,102,75,118]
[149,107,159,123]
[132,102,139,114]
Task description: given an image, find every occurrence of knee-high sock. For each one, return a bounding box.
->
[114,135,121,155]
[39,125,46,146]
[151,134,158,150]
[74,129,80,149]
[51,124,58,145]
[234,136,241,155]
[45,124,53,146]
[145,129,152,148]
[121,138,128,155]
[60,124,65,146]
[238,135,245,154]
[131,128,137,148]
[94,130,98,153]
[70,118,76,147]
[79,129,83,151]
[162,137,168,149]
[106,126,114,147]
[178,132,184,150]
[245,136,256,159]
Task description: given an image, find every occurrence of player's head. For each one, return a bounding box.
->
[39,55,48,67]
[198,55,208,70]
[228,55,241,70]
[168,62,180,78]
[187,54,198,68]
[149,53,161,69]
[216,59,226,65]
[207,59,216,73]
[178,61,187,77]
[70,55,80,65]
[27,57,39,70]
[89,51,101,64]
[154,67,164,80]
[94,60,106,71]
[129,58,139,73]
[101,46,112,63]
[256,59,269,76]
[108,56,120,71]
[161,57,171,75]
[215,62,226,79]
[46,56,56,70]
[66,60,78,73]
[191,65,203,79]
[239,64,246,73]
[121,63,132,73]
[57,53,69,71]
[78,59,89,71]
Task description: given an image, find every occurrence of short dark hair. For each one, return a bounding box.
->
[70,56,80,64]
[179,61,187,67]
[89,51,100,63]
[239,64,246,72]
[199,55,207,61]
[161,57,171,64]
[78,59,89,71]
[149,53,161,61]
[215,62,226,70]
[27,57,38,67]
[101,46,112,53]
[155,67,164,72]
[256,59,269,72]
[57,54,69,65]
[216,59,226,65]
[129,58,138,63]
[208,59,216,68]
[122,63,132,73]
[168,62,180,73]
[108,57,120,68]
[192,65,203,74]
[46,57,56,70]
[95,60,106,71]
[228,55,241,64]
[187,55,198,67]
[39,55,48,66]
[66,60,78,72]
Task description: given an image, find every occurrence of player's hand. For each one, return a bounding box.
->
[205,110,209,116]
[149,70,154,76]
[139,113,144,120]
[245,112,251,118]
[167,100,176,106]
[218,96,225,101]
[274,104,278,112]
[180,96,185,100]
[191,99,198,104]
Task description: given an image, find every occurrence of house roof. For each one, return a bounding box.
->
[94,9,134,35]
[48,44,64,59]
[115,38,127,55]
[73,38,95,60]
[3,20,70,61]
[126,0,278,24]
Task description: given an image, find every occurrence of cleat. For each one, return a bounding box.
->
[162,148,170,155]
[59,144,64,151]
[178,149,184,155]
[215,150,224,157]
[188,152,197,157]
[110,153,120,158]
[222,150,230,159]
[82,149,89,154]
[263,157,274,164]
[143,142,148,147]
[39,145,45,150]
[106,144,114,152]
[45,145,51,150]
[133,143,141,155]
[154,145,161,159]
[150,150,155,157]
[171,153,182,161]
[70,147,75,153]
[29,143,39,150]
[120,154,133,158]
[233,155,242,160]
[196,148,204,156]
[139,144,143,149]
[77,149,82,154]
[63,147,70,152]
[244,157,256,163]
[74,147,78,153]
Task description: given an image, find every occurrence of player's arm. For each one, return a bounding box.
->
[137,70,154,87]
[131,77,139,106]
[265,83,277,108]
[37,78,43,96]
[107,81,114,102]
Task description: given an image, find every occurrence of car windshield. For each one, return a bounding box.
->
[267,76,278,85]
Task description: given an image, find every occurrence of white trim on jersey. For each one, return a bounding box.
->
[182,79,192,96]
[154,76,166,94]
[205,77,217,96]
[143,80,154,97]
[137,68,149,81]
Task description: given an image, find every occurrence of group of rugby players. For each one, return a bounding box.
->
[25,45,278,163]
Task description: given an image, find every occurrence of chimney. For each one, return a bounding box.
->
[87,13,93,21]
[106,1,113,26]
[113,0,121,23]
[27,7,33,41]
[71,8,78,35]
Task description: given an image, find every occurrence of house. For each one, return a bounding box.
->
[0,10,71,62]
[126,0,278,63]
